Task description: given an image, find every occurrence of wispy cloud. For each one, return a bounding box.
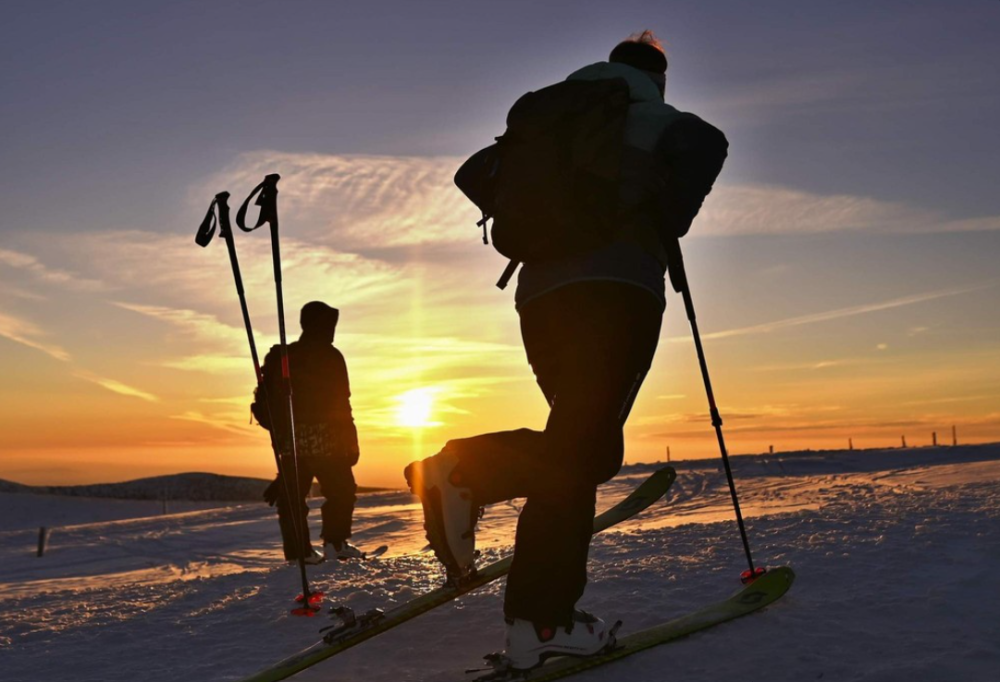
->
[0,310,70,361]
[203,152,478,251]
[114,302,247,348]
[0,248,106,292]
[696,184,1000,237]
[163,355,254,375]
[900,394,997,407]
[201,152,1000,243]
[673,283,995,343]
[707,62,998,123]
[750,358,880,372]
[74,371,159,402]
[168,410,250,435]
[0,283,46,301]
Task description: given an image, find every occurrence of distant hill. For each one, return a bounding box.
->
[0,473,386,502]
[0,478,34,494]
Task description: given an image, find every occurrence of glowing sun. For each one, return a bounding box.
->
[396,388,436,427]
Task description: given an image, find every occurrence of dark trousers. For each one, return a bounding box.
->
[275,455,357,559]
[448,281,662,625]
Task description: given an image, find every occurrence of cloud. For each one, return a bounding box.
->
[163,355,254,375]
[696,184,1000,236]
[168,410,251,435]
[50,231,412,330]
[0,248,106,292]
[707,61,997,123]
[201,152,1000,243]
[0,310,70,361]
[672,283,995,343]
[751,358,879,372]
[202,152,479,251]
[0,283,46,301]
[900,395,997,407]
[114,302,247,349]
[74,371,159,402]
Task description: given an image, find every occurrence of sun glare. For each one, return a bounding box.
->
[396,388,436,427]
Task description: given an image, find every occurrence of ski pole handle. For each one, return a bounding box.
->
[195,192,233,247]
[664,238,686,295]
[664,238,697,322]
[236,174,281,232]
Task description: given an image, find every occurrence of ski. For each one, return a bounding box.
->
[238,466,677,682]
[361,544,389,560]
[470,566,795,682]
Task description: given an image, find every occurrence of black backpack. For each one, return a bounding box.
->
[250,382,273,430]
[455,78,631,287]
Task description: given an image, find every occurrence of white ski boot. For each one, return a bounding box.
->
[325,540,366,561]
[404,451,477,581]
[294,546,326,566]
[502,611,612,670]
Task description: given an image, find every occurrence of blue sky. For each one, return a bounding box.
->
[1,1,998,485]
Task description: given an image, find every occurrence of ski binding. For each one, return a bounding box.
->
[319,606,386,644]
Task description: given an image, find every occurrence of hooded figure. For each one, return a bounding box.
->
[258,301,365,563]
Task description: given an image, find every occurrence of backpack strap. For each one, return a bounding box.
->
[496,260,520,290]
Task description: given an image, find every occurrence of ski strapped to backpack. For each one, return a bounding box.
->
[455,77,631,289]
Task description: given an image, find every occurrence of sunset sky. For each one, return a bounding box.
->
[1,1,998,488]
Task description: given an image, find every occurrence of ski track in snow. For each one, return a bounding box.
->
[1,446,999,681]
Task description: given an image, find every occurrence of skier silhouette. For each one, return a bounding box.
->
[405,31,728,669]
[258,301,365,563]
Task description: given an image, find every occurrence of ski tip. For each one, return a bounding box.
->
[656,465,677,478]
[365,545,389,559]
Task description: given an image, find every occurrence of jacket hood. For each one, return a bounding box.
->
[566,61,663,104]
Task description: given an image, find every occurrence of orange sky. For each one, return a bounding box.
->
[3,5,1000,487]
[2,153,998,488]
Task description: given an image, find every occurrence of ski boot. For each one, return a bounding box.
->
[291,546,326,566]
[502,610,614,670]
[404,451,477,582]
[325,540,366,561]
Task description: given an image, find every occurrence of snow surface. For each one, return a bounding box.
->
[2,445,999,682]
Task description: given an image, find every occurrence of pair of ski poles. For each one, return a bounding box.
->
[196,174,323,615]
[196,177,762,595]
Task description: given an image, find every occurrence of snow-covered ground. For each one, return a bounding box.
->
[2,445,999,682]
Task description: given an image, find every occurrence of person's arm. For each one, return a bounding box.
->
[329,348,361,464]
[651,113,729,240]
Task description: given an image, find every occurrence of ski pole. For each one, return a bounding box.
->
[236,174,322,612]
[196,191,271,381]
[665,238,764,584]
[195,191,286,503]
[196,190,319,612]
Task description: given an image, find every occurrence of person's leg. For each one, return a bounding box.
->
[503,281,663,625]
[275,454,317,558]
[313,458,358,545]
[436,428,547,505]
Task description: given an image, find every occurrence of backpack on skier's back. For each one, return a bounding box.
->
[455,77,631,266]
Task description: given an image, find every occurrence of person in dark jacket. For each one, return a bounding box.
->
[405,31,727,668]
[259,301,363,563]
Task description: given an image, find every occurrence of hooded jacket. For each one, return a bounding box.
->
[258,338,360,462]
